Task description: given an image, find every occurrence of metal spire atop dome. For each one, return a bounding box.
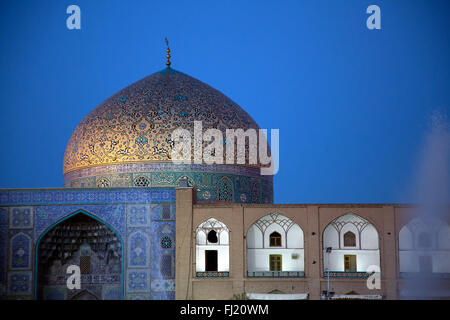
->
[165,37,171,68]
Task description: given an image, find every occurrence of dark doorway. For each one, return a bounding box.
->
[205,250,218,272]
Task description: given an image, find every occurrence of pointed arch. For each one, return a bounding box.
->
[196,217,230,246]
[398,217,450,275]
[217,176,234,201]
[10,232,32,270]
[343,231,356,247]
[176,175,194,187]
[246,212,304,277]
[246,212,304,249]
[34,209,124,300]
[322,213,380,250]
[70,289,98,300]
[128,231,150,267]
[322,212,380,275]
[195,217,230,275]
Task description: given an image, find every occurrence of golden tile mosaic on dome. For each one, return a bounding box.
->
[63,68,261,174]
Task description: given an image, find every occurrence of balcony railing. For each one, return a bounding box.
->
[323,271,375,279]
[247,271,305,278]
[195,271,230,278]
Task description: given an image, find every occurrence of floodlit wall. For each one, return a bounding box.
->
[322,213,380,272]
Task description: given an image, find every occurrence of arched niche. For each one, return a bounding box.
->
[195,218,230,275]
[35,210,123,300]
[246,212,304,249]
[322,213,380,274]
[399,217,450,274]
[246,213,304,276]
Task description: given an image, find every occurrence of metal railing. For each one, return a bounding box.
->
[322,271,375,279]
[195,271,230,278]
[247,271,305,278]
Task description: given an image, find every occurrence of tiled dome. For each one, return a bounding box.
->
[63,68,261,174]
[63,66,273,204]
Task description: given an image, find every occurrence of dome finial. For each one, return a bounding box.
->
[165,37,171,68]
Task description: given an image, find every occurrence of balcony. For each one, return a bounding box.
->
[195,271,230,278]
[322,271,376,279]
[247,271,305,278]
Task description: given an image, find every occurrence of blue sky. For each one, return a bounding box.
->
[0,0,449,203]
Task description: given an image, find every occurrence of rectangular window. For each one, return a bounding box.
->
[270,236,281,247]
[80,256,90,274]
[269,254,282,271]
[344,255,357,272]
[205,250,218,272]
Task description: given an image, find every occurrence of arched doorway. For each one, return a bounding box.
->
[35,211,123,300]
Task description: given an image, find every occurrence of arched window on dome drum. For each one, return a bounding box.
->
[177,176,193,188]
[343,231,356,247]
[97,177,110,188]
[218,177,233,202]
[269,232,282,247]
[134,176,150,187]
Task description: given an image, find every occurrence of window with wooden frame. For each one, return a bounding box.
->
[269,231,282,247]
[344,255,357,272]
[80,256,91,274]
[343,231,356,247]
[269,254,282,271]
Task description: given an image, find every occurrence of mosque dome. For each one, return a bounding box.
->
[63,54,273,203]
[63,68,260,174]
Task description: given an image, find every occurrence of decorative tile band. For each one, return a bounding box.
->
[64,162,266,181]
[0,188,175,206]
[64,171,273,204]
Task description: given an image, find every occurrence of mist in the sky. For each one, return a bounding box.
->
[413,111,450,215]
[401,110,450,299]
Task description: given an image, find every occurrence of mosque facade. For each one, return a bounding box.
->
[0,54,449,300]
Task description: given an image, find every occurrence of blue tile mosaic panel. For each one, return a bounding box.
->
[126,270,151,293]
[9,207,33,229]
[7,271,32,296]
[10,232,32,269]
[0,188,176,300]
